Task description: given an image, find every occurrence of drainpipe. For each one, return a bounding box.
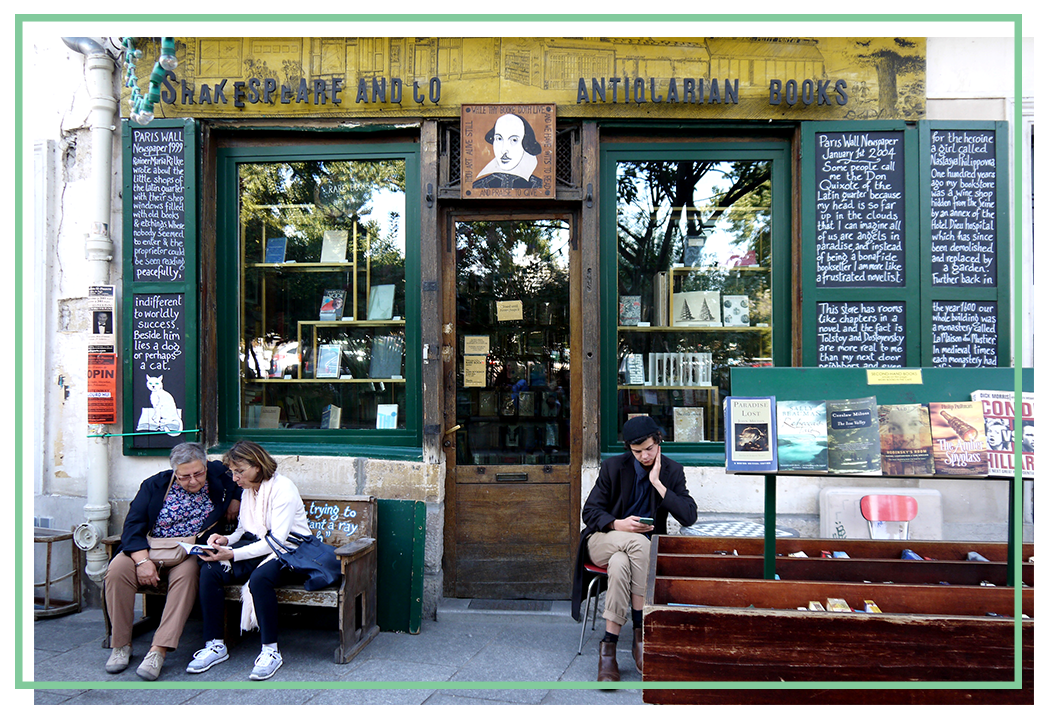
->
[62,37,117,585]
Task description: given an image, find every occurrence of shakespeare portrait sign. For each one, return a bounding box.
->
[462,104,555,198]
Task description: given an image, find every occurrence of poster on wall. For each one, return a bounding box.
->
[461,104,555,199]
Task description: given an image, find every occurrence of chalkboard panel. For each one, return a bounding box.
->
[817,301,907,368]
[130,127,186,282]
[929,129,998,287]
[932,300,998,368]
[130,293,187,448]
[815,131,906,287]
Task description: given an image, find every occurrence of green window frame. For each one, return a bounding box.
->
[215,142,422,458]
[600,140,793,465]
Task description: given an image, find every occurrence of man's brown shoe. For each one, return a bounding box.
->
[632,627,643,674]
[598,640,620,682]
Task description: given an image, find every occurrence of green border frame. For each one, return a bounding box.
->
[14,12,1022,700]
[600,137,793,466]
[215,142,423,457]
[121,118,200,455]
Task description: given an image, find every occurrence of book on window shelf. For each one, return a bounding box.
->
[826,396,882,475]
[478,390,497,417]
[971,389,1034,477]
[929,401,989,476]
[722,295,750,326]
[319,289,346,321]
[683,235,705,267]
[376,403,399,429]
[320,404,342,429]
[673,406,705,443]
[315,344,341,379]
[367,284,396,320]
[776,400,828,473]
[626,354,645,385]
[672,290,721,327]
[258,405,281,429]
[652,271,668,326]
[619,295,642,326]
[368,334,404,379]
[724,396,778,472]
[878,403,935,476]
[264,237,287,264]
[320,230,347,263]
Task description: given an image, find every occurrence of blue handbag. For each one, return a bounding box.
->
[265,531,341,591]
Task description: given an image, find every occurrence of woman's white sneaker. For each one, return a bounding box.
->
[185,641,229,673]
[249,647,282,680]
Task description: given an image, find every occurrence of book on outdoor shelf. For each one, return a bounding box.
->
[724,396,778,472]
[319,289,346,321]
[971,389,1035,477]
[776,400,828,473]
[878,403,935,476]
[928,401,988,476]
[826,396,881,475]
[618,295,642,325]
[320,404,342,429]
[320,230,348,263]
[315,344,341,379]
[264,236,287,263]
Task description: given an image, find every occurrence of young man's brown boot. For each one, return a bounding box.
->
[597,640,620,682]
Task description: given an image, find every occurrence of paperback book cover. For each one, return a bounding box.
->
[376,404,399,429]
[826,397,882,475]
[264,237,287,263]
[319,289,346,321]
[320,230,348,263]
[929,401,988,476]
[970,390,1033,477]
[367,284,396,320]
[315,344,341,379]
[878,403,935,476]
[320,403,342,429]
[722,295,751,327]
[368,334,405,379]
[618,295,642,325]
[776,400,828,473]
[652,272,668,326]
[672,290,721,327]
[673,406,705,443]
[724,396,778,472]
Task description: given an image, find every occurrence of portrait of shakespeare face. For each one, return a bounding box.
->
[472,113,544,190]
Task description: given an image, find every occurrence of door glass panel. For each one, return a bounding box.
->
[454,219,571,465]
[237,159,407,430]
[615,160,773,443]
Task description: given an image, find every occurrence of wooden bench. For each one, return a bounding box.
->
[643,535,1034,704]
[102,495,379,664]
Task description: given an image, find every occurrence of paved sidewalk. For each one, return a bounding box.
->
[32,599,645,706]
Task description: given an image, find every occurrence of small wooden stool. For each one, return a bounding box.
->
[34,527,83,618]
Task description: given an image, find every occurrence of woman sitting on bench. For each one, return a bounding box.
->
[188,440,311,681]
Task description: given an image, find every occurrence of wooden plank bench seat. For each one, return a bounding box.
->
[643,534,1034,705]
[102,495,379,664]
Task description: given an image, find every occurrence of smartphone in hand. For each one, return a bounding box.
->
[638,517,654,527]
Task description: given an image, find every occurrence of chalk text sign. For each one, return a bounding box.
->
[932,300,998,368]
[130,127,186,282]
[817,301,907,368]
[815,131,906,287]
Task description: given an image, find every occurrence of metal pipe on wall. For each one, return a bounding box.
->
[62,37,117,585]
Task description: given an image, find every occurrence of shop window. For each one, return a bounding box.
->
[216,144,420,452]
[601,142,792,460]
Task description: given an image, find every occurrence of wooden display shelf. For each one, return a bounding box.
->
[643,534,1034,705]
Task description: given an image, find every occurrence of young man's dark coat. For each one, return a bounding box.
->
[571,451,697,621]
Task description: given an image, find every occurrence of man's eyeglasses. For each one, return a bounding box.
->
[175,469,207,482]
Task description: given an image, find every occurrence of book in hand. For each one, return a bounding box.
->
[177,541,215,556]
[878,403,935,476]
[724,396,778,472]
[776,400,828,472]
[929,401,989,476]
[319,289,347,321]
[971,389,1035,478]
[826,396,881,475]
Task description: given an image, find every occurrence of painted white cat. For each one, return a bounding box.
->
[146,374,183,434]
